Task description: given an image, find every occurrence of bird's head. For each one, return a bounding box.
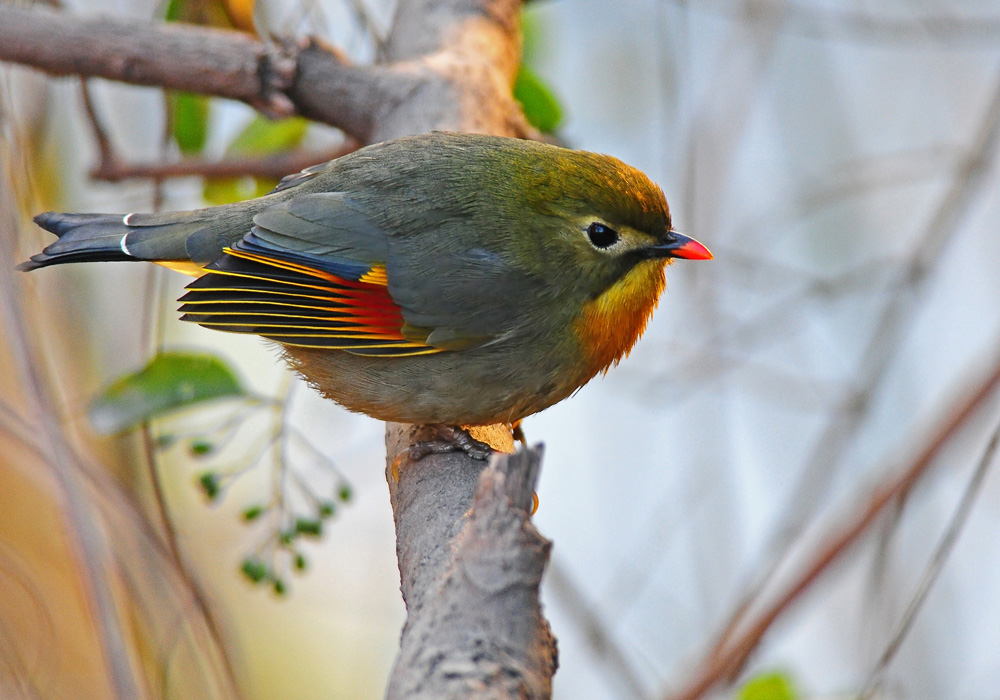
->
[520,146,712,375]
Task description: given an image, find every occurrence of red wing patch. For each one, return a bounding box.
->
[178,247,440,357]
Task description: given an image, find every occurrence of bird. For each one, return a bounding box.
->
[20,132,711,453]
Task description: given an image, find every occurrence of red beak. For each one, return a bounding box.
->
[645,231,713,261]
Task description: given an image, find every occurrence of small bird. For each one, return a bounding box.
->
[21,132,710,442]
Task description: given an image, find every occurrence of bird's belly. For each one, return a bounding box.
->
[282,342,587,426]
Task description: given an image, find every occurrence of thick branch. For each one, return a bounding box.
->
[385,435,556,699]
[0,5,295,116]
[0,4,393,141]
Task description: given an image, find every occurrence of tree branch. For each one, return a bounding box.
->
[0,5,295,116]
[665,348,1000,700]
[89,142,358,182]
[385,436,556,698]
[0,4,403,141]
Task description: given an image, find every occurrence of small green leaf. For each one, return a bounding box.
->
[318,501,335,518]
[513,65,563,134]
[241,557,269,583]
[294,552,307,571]
[272,578,287,595]
[228,115,309,154]
[164,0,184,22]
[243,504,265,521]
[198,472,221,501]
[89,352,245,434]
[203,176,265,206]
[737,672,798,700]
[294,518,322,537]
[189,439,214,456]
[338,484,352,502]
[170,92,210,155]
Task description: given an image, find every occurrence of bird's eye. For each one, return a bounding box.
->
[586,222,619,249]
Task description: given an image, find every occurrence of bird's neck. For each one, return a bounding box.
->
[573,259,667,377]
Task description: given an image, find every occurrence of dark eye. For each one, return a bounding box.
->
[587,222,619,249]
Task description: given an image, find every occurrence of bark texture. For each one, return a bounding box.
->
[386,431,555,698]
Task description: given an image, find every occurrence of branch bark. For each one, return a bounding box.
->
[385,434,556,698]
[0,2,535,144]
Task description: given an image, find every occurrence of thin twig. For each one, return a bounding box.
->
[546,561,651,700]
[664,350,1000,700]
[699,65,1000,670]
[859,417,1000,699]
[79,79,115,167]
[90,142,358,182]
[666,0,1000,47]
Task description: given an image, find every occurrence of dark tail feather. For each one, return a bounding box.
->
[19,212,131,271]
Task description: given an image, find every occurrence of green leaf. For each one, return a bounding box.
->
[513,65,563,134]
[294,518,322,537]
[203,176,267,206]
[243,504,265,521]
[164,0,184,22]
[170,92,210,155]
[198,472,221,501]
[227,115,309,155]
[89,352,245,434]
[241,557,269,583]
[189,439,214,456]
[203,115,309,205]
[737,672,798,700]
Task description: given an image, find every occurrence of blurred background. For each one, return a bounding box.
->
[2,0,1000,699]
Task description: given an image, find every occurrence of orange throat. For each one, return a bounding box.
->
[574,260,667,377]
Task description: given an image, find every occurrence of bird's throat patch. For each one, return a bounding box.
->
[574,260,667,376]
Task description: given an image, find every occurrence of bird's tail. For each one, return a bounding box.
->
[19,207,248,272]
[19,213,134,270]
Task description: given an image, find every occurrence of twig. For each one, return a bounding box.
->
[546,560,651,700]
[664,350,1000,700]
[667,0,1000,47]
[0,210,142,700]
[0,4,403,140]
[859,417,1000,699]
[79,79,115,167]
[700,64,1000,669]
[90,142,359,182]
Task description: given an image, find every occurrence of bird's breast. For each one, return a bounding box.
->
[572,259,667,378]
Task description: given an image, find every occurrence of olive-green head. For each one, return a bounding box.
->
[472,138,713,375]
[472,138,711,302]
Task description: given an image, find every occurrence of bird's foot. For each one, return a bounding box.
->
[408,424,494,462]
[511,419,527,446]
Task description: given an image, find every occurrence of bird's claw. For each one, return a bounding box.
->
[407,425,493,462]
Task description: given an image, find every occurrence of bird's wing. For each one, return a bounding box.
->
[178,193,440,357]
[177,192,518,355]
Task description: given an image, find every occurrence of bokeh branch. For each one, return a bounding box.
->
[666,349,1000,700]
